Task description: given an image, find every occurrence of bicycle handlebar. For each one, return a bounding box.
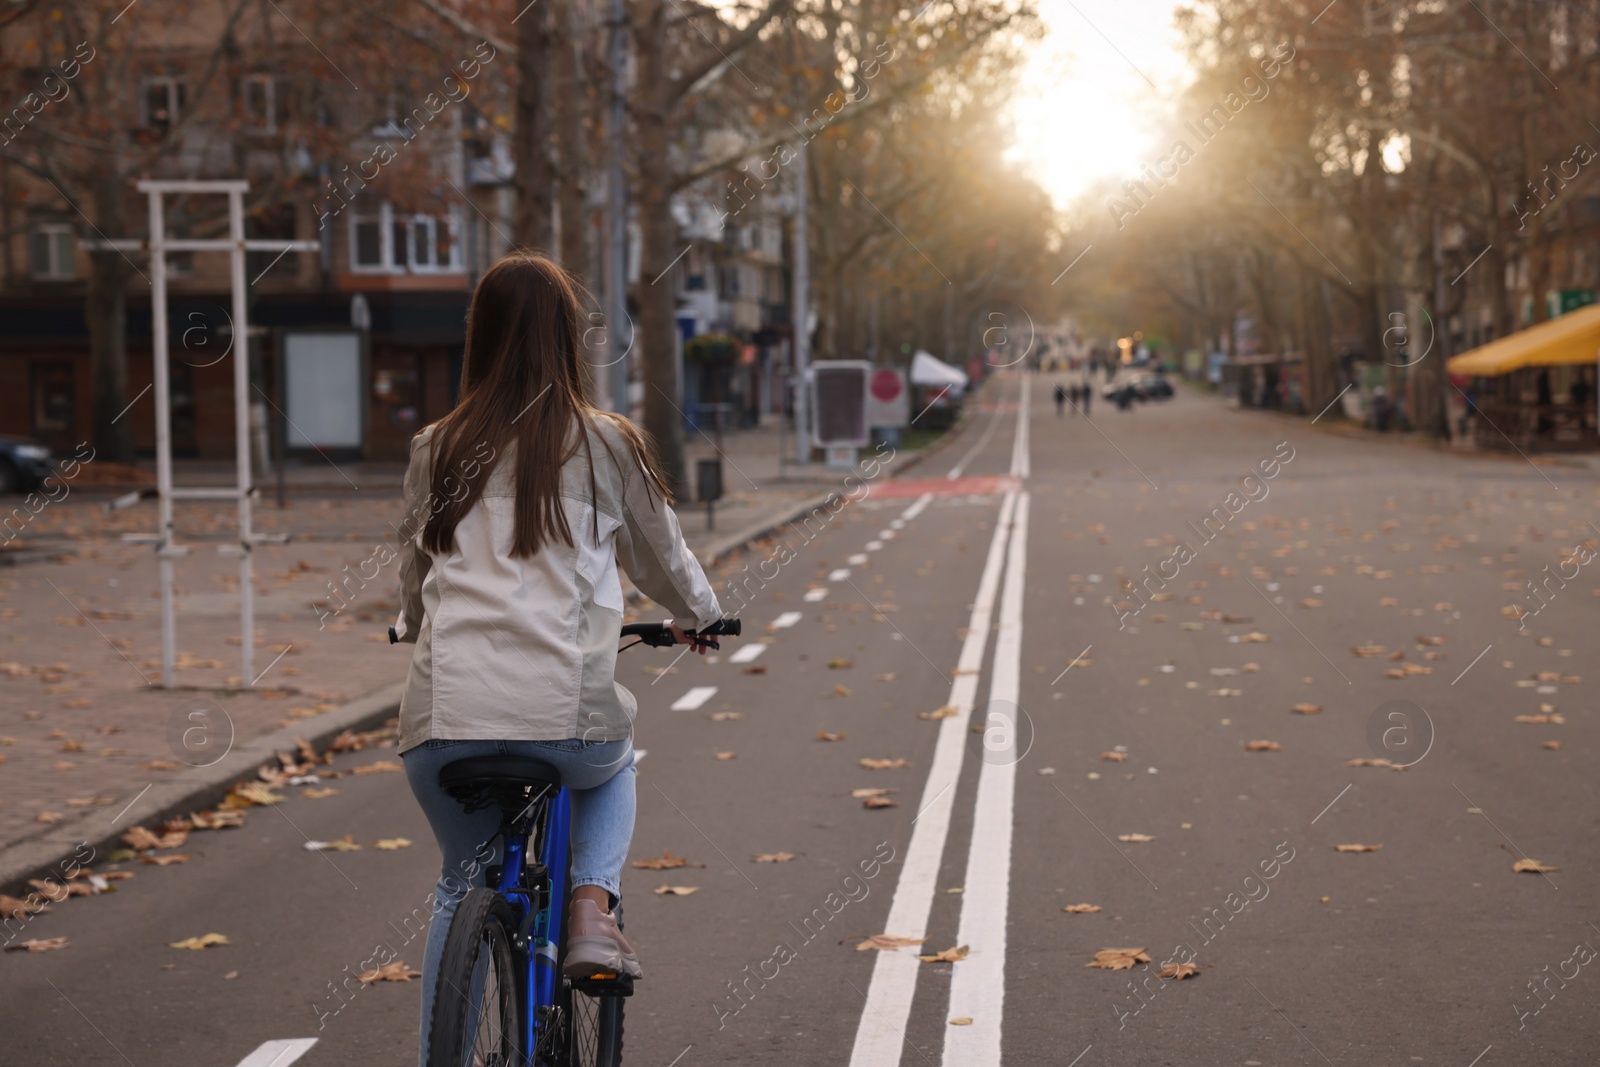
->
[619,618,741,650]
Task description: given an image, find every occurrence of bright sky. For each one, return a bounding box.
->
[1006,0,1195,210]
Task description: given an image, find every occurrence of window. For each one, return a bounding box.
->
[241,74,275,133]
[349,203,461,273]
[142,76,186,130]
[29,223,76,279]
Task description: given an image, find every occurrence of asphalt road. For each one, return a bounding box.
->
[5,375,1599,1067]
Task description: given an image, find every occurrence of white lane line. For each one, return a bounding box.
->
[670,686,719,711]
[233,1038,318,1067]
[878,530,896,540]
[804,587,829,602]
[829,568,852,581]
[943,493,1029,1067]
[847,491,1018,1067]
[947,401,1005,480]
[900,493,934,523]
[770,611,803,629]
[1009,376,1031,479]
[729,642,767,663]
[890,520,906,530]
[848,553,869,565]
[865,540,885,551]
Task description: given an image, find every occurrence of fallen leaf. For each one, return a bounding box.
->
[1085,947,1151,970]
[141,854,189,866]
[753,852,795,863]
[833,685,852,697]
[949,1017,973,1026]
[863,795,899,809]
[34,811,63,824]
[1292,703,1322,715]
[816,731,846,742]
[1117,833,1154,843]
[373,838,413,850]
[1334,843,1382,853]
[918,705,960,720]
[858,758,910,770]
[1238,632,1271,643]
[1514,714,1565,725]
[707,711,744,721]
[851,788,893,798]
[1542,741,1563,750]
[1245,740,1282,752]
[1352,644,1386,658]
[359,960,422,983]
[653,884,700,895]
[223,971,239,979]
[829,658,854,670]
[714,751,737,761]
[743,665,769,675]
[305,836,361,852]
[1062,903,1102,914]
[632,850,700,871]
[351,761,403,775]
[168,933,229,950]
[301,787,339,799]
[141,759,182,771]
[122,826,188,851]
[1513,858,1558,874]
[918,945,970,963]
[856,934,926,952]
[5,937,68,953]
[0,895,49,919]
[1344,758,1408,771]
[1099,751,1127,762]
[1159,961,1200,980]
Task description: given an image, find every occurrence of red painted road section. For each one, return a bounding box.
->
[866,475,1020,499]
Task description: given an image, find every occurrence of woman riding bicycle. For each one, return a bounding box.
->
[392,251,722,1064]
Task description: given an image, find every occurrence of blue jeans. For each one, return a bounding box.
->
[402,737,636,1066]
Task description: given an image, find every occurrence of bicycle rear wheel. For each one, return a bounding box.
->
[556,903,626,1067]
[428,887,525,1067]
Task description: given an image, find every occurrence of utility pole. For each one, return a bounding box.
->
[602,0,629,414]
[792,138,810,463]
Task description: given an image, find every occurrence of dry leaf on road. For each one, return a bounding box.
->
[714,751,737,761]
[1117,833,1154,843]
[1513,858,1558,873]
[863,795,898,809]
[1345,758,1408,771]
[1062,904,1102,914]
[359,960,421,983]
[1334,844,1382,853]
[374,838,412,850]
[1098,751,1127,762]
[949,1017,973,1026]
[351,761,403,775]
[1542,741,1563,750]
[856,935,926,952]
[829,658,854,670]
[5,937,68,953]
[632,850,700,870]
[918,706,960,720]
[859,758,910,770]
[305,836,361,852]
[653,884,700,895]
[816,731,846,742]
[707,711,743,722]
[1085,947,1151,970]
[1245,740,1282,752]
[753,852,795,863]
[168,933,229,950]
[918,945,969,963]
[1292,703,1322,714]
[1159,961,1200,980]
[142,854,189,866]
[850,788,893,798]
[301,788,338,799]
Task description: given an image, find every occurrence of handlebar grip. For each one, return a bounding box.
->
[388,626,399,645]
[696,618,741,638]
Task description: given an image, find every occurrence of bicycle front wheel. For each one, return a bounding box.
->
[428,887,525,1067]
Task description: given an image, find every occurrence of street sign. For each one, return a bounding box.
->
[866,367,909,428]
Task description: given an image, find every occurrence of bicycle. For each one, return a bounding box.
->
[422,618,740,1067]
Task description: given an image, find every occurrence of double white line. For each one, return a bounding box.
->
[849,377,1031,1067]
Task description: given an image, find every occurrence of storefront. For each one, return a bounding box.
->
[1447,303,1600,452]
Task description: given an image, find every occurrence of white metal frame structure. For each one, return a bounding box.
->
[94,181,319,687]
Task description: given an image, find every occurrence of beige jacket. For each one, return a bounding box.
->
[392,417,722,753]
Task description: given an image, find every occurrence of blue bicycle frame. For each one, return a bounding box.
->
[489,786,572,1056]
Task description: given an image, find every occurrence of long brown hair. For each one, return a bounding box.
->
[421,252,668,557]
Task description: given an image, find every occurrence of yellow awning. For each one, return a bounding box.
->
[1447,303,1600,376]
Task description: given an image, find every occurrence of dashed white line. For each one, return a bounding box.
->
[878,530,896,540]
[865,540,885,551]
[729,643,767,664]
[900,494,934,523]
[804,588,829,602]
[670,687,719,712]
[828,569,852,582]
[770,611,803,629]
[847,553,869,565]
[233,1038,319,1067]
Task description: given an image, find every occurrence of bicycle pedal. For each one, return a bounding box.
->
[572,972,634,997]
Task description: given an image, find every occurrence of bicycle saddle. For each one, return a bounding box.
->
[439,755,563,816]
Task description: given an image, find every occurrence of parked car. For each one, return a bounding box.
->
[1101,373,1174,403]
[0,437,54,495]
[1138,373,1175,400]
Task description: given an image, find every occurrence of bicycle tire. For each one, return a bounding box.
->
[555,902,626,1067]
[427,887,525,1067]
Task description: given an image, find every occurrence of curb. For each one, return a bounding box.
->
[0,680,406,896]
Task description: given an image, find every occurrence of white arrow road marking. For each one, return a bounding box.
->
[233,1039,318,1067]
[729,643,767,664]
[670,687,719,712]
[770,611,803,629]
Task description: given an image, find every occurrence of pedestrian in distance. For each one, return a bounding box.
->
[392,251,724,1063]
[1054,382,1067,417]
[1081,380,1092,417]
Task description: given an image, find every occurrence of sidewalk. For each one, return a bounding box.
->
[0,413,948,884]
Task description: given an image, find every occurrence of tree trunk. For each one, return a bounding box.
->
[1301,263,1338,416]
[87,250,133,461]
[513,3,553,251]
[554,0,587,279]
